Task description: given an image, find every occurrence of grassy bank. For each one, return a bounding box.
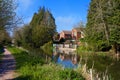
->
[8,47,85,80]
[77,47,120,80]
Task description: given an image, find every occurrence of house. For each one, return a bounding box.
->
[72,28,84,40]
[53,28,85,44]
[60,30,72,40]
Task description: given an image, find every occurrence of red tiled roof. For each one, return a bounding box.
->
[62,30,72,34]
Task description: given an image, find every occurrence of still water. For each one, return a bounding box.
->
[52,44,120,80]
[53,45,79,68]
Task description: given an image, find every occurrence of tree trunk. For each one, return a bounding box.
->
[112,43,117,54]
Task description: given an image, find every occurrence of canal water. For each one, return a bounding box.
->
[52,44,120,80]
[53,44,79,68]
[83,54,120,80]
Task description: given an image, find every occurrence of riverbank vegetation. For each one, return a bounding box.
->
[13,7,56,51]
[0,0,21,47]
[8,47,85,80]
[0,0,120,79]
[84,0,120,53]
[76,0,120,79]
[41,41,53,56]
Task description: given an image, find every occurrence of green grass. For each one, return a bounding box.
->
[8,47,85,80]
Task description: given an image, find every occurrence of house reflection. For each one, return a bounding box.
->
[53,48,80,68]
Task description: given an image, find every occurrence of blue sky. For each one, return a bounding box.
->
[16,0,91,32]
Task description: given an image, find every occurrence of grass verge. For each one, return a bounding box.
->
[8,46,85,80]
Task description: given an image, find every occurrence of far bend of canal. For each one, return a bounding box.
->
[53,44,79,68]
[53,44,120,80]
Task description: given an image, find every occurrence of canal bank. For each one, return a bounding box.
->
[53,43,120,80]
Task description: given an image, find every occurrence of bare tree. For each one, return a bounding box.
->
[0,0,23,31]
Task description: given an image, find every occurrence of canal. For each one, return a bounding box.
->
[53,44,120,80]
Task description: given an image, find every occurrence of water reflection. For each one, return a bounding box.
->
[53,47,79,68]
[53,44,120,79]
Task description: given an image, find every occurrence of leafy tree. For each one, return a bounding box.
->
[30,7,56,48]
[13,28,23,47]
[14,7,56,50]
[86,0,108,51]
[0,0,22,45]
[13,24,33,49]
[86,0,120,52]
[0,29,11,45]
[109,0,120,53]
[21,25,33,49]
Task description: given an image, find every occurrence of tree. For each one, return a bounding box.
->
[13,28,23,46]
[109,0,120,53]
[14,7,56,50]
[86,0,120,52]
[13,24,33,49]
[0,0,22,45]
[86,0,109,45]
[30,7,56,48]
[0,29,11,45]
[0,0,19,30]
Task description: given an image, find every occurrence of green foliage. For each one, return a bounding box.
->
[13,28,23,47]
[59,69,84,80]
[8,47,85,80]
[31,8,56,48]
[8,47,45,69]
[0,29,11,45]
[41,41,53,56]
[14,7,56,50]
[13,25,33,49]
[77,44,92,53]
[21,25,33,49]
[109,27,120,44]
[86,0,120,52]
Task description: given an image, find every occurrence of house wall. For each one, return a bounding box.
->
[77,32,81,40]
[72,29,77,40]
[60,29,84,40]
[60,32,65,39]
[72,29,81,40]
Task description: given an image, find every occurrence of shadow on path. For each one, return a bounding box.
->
[0,49,17,80]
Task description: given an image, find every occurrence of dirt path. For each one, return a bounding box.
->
[0,48,17,80]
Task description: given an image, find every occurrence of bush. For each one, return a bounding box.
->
[41,41,53,56]
[8,47,85,80]
[59,69,85,80]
